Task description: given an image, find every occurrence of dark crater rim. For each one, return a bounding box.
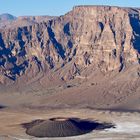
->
[22,117,115,138]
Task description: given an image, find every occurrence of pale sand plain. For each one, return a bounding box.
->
[0,108,140,140]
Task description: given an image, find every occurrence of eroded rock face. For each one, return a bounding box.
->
[0,6,140,86]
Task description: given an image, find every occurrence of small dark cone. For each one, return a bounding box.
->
[24,117,114,138]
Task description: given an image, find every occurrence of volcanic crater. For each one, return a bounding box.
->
[22,117,115,138]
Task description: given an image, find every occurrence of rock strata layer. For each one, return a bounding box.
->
[0,6,140,87]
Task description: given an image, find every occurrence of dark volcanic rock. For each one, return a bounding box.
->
[23,117,114,138]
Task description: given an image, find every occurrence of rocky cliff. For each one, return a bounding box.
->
[0,6,140,87]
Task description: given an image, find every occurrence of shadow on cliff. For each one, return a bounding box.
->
[47,26,65,59]
[129,13,140,53]
[0,33,11,57]
[63,23,70,36]
[17,28,25,51]
[0,32,28,81]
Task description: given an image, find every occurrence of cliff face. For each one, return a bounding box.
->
[0,6,140,86]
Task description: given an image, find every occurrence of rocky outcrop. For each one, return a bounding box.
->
[0,6,140,86]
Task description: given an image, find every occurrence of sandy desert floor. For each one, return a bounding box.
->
[0,108,140,140]
[0,66,140,140]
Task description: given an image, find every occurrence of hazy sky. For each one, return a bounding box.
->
[0,0,140,16]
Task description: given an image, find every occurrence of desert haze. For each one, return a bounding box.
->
[0,5,140,140]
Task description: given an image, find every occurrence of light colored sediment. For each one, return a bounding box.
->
[0,108,140,140]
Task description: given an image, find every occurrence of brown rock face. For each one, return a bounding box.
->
[0,6,140,87]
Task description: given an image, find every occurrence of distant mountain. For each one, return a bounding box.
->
[0,13,16,21]
[0,6,140,95]
[0,14,56,29]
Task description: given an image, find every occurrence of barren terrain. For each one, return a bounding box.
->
[0,108,140,140]
[1,5,140,139]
